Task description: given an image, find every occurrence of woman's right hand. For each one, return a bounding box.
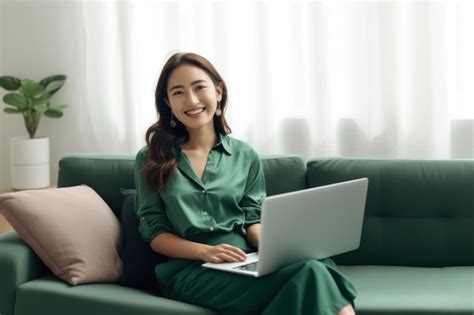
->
[200,243,247,263]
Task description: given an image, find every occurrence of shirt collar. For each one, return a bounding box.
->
[214,133,233,156]
[171,133,233,156]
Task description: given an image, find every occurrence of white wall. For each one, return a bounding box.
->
[1,1,75,189]
[0,1,133,190]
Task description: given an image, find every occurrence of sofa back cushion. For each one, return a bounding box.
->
[306,158,474,267]
[57,154,306,216]
[58,155,135,217]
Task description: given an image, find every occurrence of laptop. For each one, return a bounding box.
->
[202,178,368,277]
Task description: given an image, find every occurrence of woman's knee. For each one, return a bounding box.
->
[302,258,326,270]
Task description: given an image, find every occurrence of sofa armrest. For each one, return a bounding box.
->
[0,231,47,315]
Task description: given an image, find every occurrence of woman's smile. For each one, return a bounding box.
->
[184,106,206,117]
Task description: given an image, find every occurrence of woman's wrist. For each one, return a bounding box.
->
[197,243,213,261]
[151,232,215,261]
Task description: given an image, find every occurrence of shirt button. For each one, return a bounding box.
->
[201,189,206,194]
[210,227,215,231]
[203,211,208,216]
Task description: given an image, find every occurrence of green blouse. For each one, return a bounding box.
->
[134,134,267,243]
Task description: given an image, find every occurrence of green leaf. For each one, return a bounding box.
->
[48,104,68,111]
[0,76,21,90]
[4,106,22,113]
[39,75,66,87]
[33,100,48,111]
[21,79,45,98]
[18,87,31,98]
[40,75,66,95]
[44,109,63,118]
[3,93,28,107]
[45,80,65,94]
[34,92,52,102]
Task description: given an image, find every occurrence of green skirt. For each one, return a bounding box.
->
[155,231,357,315]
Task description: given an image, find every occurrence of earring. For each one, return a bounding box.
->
[215,102,222,117]
[170,113,176,128]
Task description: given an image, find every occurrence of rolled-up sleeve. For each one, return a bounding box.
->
[239,148,267,227]
[134,148,174,242]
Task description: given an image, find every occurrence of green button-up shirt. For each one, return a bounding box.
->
[134,134,266,243]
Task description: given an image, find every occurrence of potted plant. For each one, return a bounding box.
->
[0,75,67,189]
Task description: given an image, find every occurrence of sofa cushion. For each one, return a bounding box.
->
[0,186,123,285]
[15,275,216,315]
[119,189,167,292]
[261,155,306,196]
[307,158,474,266]
[58,154,135,217]
[0,232,47,315]
[338,265,474,315]
[57,154,306,220]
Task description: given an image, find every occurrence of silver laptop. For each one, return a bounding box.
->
[202,178,368,277]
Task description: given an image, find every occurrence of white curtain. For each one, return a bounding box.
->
[2,0,474,163]
[76,0,473,159]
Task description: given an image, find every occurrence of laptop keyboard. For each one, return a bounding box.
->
[233,261,258,272]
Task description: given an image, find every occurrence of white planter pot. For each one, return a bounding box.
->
[10,137,50,190]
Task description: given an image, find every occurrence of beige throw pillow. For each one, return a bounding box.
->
[0,185,123,285]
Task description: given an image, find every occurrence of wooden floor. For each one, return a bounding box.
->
[0,189,13,234]
[0,214,12,234]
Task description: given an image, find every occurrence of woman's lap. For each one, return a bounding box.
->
[155,257,356,314]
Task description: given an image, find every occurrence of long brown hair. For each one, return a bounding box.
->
[143,52,231,192]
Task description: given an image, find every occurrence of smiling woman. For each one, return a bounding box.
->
[165,65,222,132]
[142,52,231,192]
[132,52,357,315]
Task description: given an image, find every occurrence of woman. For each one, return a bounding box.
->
[134,52,357,314]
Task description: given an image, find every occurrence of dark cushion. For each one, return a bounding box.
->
[118,189,168,293]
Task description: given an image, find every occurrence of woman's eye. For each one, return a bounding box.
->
[172,91,183,96]
[196,85,206,90]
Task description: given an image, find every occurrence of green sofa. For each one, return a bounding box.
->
[0,154,473,315]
